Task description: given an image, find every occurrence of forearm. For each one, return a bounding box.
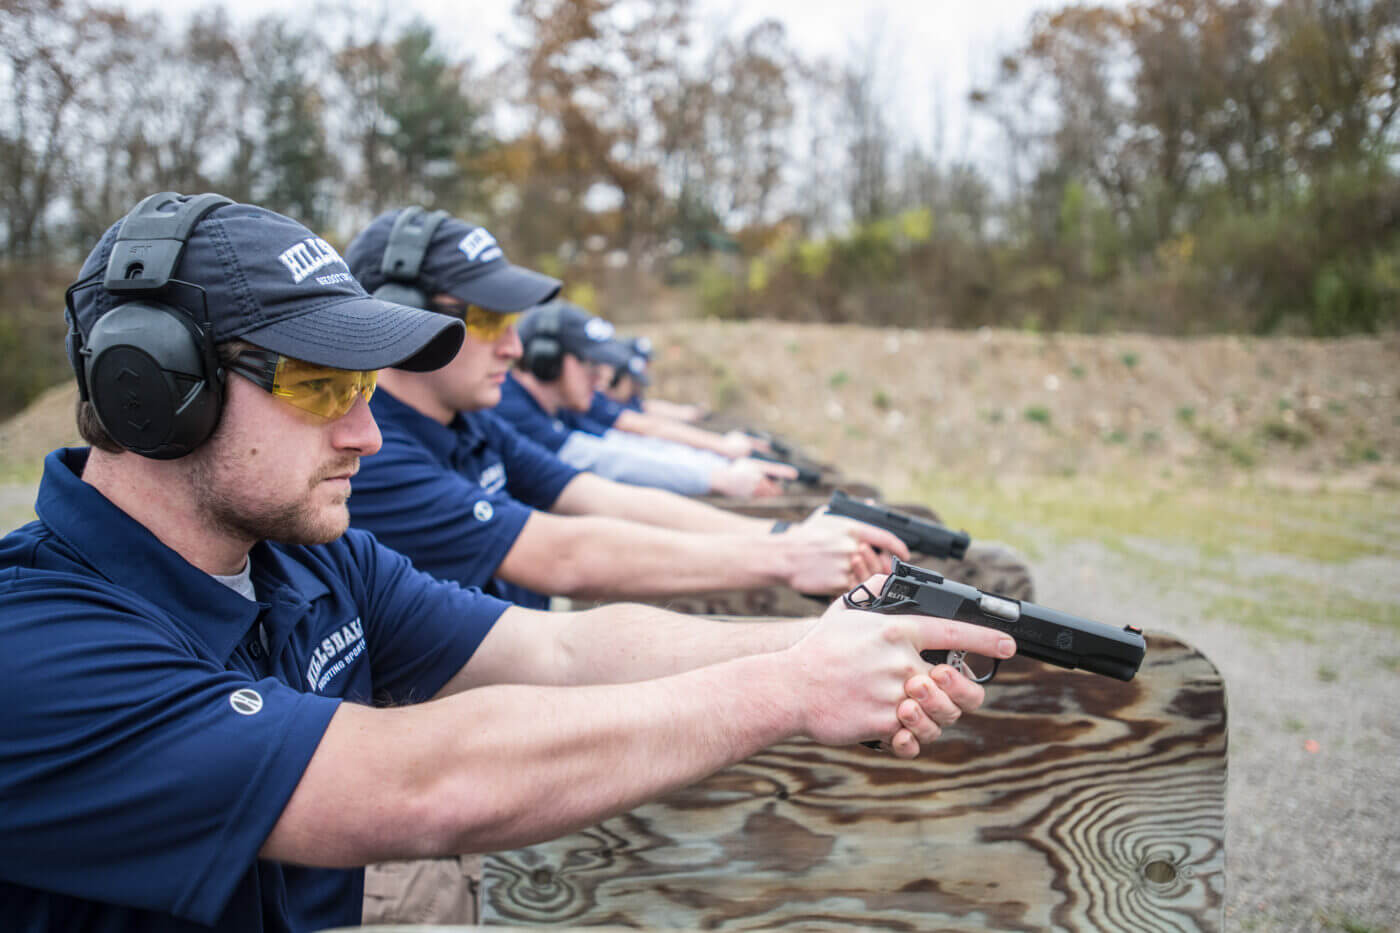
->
[642,398,704,422]
[553,473,771,534]
[498,512,794,599]
[615,409,737,457]
[556,431,714,495]
[269,652,802,863]
[552,604,814,683]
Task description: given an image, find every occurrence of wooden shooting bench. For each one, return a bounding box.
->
[451,630,1225,932]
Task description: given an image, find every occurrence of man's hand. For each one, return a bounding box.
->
[709,458,798,498]
[717,430,771,459]
[798,510,911,580]
[786,582,1016,756]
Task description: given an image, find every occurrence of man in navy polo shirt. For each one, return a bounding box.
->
[344,210,910,612]
[0,193,1014,932]
[552,325,766,460]
[495,301,785,495]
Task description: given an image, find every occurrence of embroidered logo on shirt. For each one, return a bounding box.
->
[474,500,495,522]
[305,617,367,692]
[229,688,263,716]
[479,461,506,494]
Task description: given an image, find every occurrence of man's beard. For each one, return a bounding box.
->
[189,451,357,547]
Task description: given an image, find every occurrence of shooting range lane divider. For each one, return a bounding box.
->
[469,632,1224,932]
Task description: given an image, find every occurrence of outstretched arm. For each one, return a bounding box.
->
[261,597,1015,866]
[551,471,771,534]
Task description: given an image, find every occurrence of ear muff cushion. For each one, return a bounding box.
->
[525,334,562,381]
[85,302,222,459]
[523,306,564,381]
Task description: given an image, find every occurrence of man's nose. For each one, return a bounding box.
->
[497,325,523,360]
[333,394,382,456]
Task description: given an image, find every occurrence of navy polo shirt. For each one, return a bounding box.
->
[0,448,510,933]
[494,372,574,453]
[559,392,624,437]
[350,389,580,610]
[582,391,625,432]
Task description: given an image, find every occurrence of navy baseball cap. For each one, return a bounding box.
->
[519,302,632,367]
[622,345,651,385]
[345,209,561,313]
[70,196,464,372]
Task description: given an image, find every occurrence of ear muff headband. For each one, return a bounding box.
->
[523,305,564,382]
[65,191,233,460]
[372,206,449,310]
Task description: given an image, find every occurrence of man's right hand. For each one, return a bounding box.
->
[784,583,1016,757]
[709,458,796,498]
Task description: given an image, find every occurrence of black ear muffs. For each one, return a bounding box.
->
[84,303,223,458]
[522,305,564,382]
[373,206,449,310]
[65,191,232,459]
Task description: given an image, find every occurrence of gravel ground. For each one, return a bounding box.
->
[1031,533,1400,933]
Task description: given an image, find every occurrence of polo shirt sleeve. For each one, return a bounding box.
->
[351,426,536,592]
[0,571,340,926]
[481,412,579,511]
[342,530,510,704]
[555,430,715,495]
[586,392,625,429]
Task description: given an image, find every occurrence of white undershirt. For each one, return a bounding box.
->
[209,560,267,652]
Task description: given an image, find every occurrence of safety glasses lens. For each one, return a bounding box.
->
[270,356,377,419]
[463,306,521,341]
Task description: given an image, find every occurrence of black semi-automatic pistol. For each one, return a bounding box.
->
[827,490,971,560]
[845,558,1146,683]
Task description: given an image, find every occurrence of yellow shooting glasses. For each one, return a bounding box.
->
[431,296,521,342]
[228,349,377,420]
[463,306,522,341]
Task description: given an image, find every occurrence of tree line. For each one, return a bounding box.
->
[1,0,1397,417]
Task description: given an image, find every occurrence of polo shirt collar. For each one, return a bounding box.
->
[34,448,321,663]
[371,387,486,463]
[501,371,549,418]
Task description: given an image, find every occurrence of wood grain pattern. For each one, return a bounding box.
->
[482,632,1225,932]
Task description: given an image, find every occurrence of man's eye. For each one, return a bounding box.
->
[296,379,332,393]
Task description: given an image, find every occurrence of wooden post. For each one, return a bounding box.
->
[481,633,1226,931]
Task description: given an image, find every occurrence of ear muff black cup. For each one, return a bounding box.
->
[66,191,232,459]
[373,206,449,310]
[522,305,564,382]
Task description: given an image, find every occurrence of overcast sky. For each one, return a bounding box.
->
[109,0,1061,161]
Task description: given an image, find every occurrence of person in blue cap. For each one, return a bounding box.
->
[0,193,1013,932]
[509,308,778,464]
[496,301,786,489]
[343,209,908,614]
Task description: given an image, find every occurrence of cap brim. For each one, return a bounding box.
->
[239,295,465,372]
[582,339,633,368]
[442,262,562,312]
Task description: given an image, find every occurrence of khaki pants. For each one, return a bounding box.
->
[362,854,482,925]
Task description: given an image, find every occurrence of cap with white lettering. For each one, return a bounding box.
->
[518,302,633,367]
[345,209,561,314]
[70,198,464,372]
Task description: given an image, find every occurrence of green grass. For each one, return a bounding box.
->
[902,470,1400,640]
[907,473,1398,564]
[1024,405,1052,426]
[1319,913,1384,933]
